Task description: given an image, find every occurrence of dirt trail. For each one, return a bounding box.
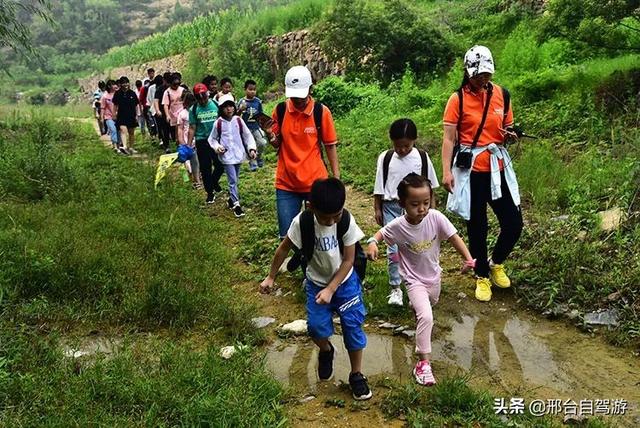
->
[81,119,639,427]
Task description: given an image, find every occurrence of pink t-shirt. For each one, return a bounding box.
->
[381,209,457,287]
[176,108,193,147]
[100,92,114,120]
[162,87,185,126]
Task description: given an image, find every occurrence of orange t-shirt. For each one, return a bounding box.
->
[443,83,513,172]
[272,98,338,193]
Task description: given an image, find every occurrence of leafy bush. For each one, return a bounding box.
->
[312,77,378,117]
[316,0,457,84]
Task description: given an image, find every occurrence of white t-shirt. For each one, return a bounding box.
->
[288,212,365,287]
[373,148,439,200]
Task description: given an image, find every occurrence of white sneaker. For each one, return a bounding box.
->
[387,288,403,306]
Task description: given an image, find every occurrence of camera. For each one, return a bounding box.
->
[455,150,473,169]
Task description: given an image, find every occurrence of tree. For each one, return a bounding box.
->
[316,0,456,84]
[0,0,52,55]
[541,0,640,53]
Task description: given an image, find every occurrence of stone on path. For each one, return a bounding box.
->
[280,319,308,335]
[378,322,398,329]
[584,309,619,327]
[400,330,415,339]
[220,345,248,359]
[598,207,623,232]
[251,317,276,329]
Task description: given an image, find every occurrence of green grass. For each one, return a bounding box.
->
[0,112,286,425]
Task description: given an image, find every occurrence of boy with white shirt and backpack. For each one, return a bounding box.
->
[259,177,372,401]
[208,94,256,218]
[373,118,440,306]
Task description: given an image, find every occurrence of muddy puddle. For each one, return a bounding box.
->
[266,307,640,424]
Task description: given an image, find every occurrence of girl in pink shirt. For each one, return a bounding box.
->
[366,173,475,386]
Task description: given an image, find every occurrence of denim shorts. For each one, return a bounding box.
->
[276,188,308,238]
[305,271,367,351]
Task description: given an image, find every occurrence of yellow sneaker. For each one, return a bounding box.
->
[475,277,492,302]
[490,263,511,288]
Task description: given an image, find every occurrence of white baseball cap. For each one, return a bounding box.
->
[464,45,495,77]
[217,93,235,107]
[285,66,312,98]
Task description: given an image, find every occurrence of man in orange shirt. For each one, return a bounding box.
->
[264,66,341,271]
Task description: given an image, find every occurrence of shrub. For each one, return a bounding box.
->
[316,0,456,84]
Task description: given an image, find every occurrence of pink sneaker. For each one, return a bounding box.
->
[413,360,436,386]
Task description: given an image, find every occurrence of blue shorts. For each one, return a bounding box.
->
[305,271,367,351]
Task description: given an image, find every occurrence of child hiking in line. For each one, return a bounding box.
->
[176,91,202,189]
[237,79,267,171]
[208,94,256,218]
[367,173,475,386]
[373,119,439,307]
[260,177,372,401]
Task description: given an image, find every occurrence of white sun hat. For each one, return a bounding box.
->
[284,66,312,98]
[464,45,495,77]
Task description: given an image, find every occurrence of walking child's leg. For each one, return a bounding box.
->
[406,283,440,360]
[348,349,363,374]
[225,164,240,204]
[382,201,403,290]
[211,152,224,193]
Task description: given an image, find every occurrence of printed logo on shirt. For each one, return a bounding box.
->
[303,127,317,134]
[494,108,504,115]
[315,235,339,252]
[404,236,436,254]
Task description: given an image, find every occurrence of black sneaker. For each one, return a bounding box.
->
[233,204,245,218]
[205,193,215,204]
[227,197,234,210]
[318,342,334,380]
[118,146,130,155]
[349,372,372,400]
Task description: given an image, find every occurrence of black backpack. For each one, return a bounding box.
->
[382,148,430,187]
[299,209,367,283]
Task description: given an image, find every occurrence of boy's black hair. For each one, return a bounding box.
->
[244,79,257,89]
[389,118,418,141]
[309,178,346,214]
[147,67,155,74]
[106,79,116,90]
[397,173,432,203]
[220,77,233,86]
[163,72,172,83]
[135,79,142,88]
[202,75,218,86]
[119,76,129,84]
[98,80,106,90]
[171,72,181,83]
[174,72,182,80]
[152,75,163,86]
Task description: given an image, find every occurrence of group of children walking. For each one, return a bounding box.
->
[261,115,477,399]
[93,70,268,218]
[94,53,518,402]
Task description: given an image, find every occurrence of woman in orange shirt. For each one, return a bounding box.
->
[441,45,523,302]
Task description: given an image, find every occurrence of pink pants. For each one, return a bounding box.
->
[406,282,441,354]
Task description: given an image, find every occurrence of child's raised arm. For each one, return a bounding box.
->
[447,233,476,273]
[260,237,295,294]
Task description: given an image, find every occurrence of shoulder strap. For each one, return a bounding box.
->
[456,88,463,133]
[236,116,245,147]
[276,102,286,135]
[336,209,351,255]
[418,149,428,180]
[313,102,323,143]
[470,84,493,150]
[300,210,315,261]
[382,149,395,187]
[501,86,510,125]
[192,103,198,123]
[216,119,222,144]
